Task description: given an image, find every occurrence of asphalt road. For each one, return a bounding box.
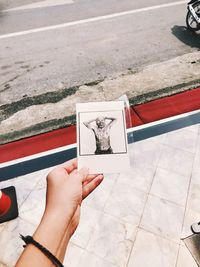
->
[0,0,197,106]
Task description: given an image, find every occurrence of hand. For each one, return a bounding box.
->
[45,159,104,236]
[15,159,104,267]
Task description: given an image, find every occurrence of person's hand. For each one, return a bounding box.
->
[45,159,104,236]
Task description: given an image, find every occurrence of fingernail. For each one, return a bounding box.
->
[99,174,104,180]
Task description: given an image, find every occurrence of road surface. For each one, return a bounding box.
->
[0,0,197,106]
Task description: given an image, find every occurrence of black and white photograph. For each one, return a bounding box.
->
[80,111,127,156]
[76,101,130,174]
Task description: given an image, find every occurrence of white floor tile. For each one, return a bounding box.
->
[146,133,167,143]
[187,171,200,213]
[163,128,198,154]
[0,224,6,235]
[150,167,190,206]
[127,229,179,267]
[19,187,46,226]
[158,145,194,177]
[184,124,200,134]
[63,242,84,267]
[104,182,146,225]
[140,195,184,242]
[129,139,163,169]
[70,205,102,248]
[0,218,36,266]
[83,173,118,211]
[0,168,48,208]
[86,213,136,267]
[176,245,197,267]
[77,250,118,267]
[192,139,200,173]
[118,164,155,193]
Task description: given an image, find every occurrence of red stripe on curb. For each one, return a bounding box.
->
[129,108,143,126]
[0,125,76,164]
[134,87,200,123]
[1,88,200,164]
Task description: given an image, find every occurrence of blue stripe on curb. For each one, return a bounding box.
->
[1,111,200,182]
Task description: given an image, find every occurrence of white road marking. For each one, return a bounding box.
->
[3,0,74,12]
[0,1,187,40]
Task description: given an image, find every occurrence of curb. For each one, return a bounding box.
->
[1,87,200,164]
[1,51,200,144]
[1,81,200,145]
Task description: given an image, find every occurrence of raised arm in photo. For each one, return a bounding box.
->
[83,119,96,130]
[104,117,117,128]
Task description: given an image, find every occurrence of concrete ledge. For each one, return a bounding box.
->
[1,51,200,144]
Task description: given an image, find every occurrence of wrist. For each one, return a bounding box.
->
[33,210,71,254]
[43,208,72,228]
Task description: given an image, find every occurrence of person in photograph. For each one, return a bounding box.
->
[83,116,116,154]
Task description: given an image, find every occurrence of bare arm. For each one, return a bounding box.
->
[15,159,103,267]
[83,119,96,130]
[104,117,117,128]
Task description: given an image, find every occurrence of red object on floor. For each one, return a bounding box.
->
[0,191,11,216]
[1,88,200,164]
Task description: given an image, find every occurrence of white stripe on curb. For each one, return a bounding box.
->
[1,108,199,168]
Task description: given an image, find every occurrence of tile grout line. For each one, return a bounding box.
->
[156,164,193,179]
[125,146,162,267]
[137,226,182,245]
[16,171,49,222]
[101,173,119,211]
[159,142,195,156]
[174,140,198,267]
[149,192,187,209]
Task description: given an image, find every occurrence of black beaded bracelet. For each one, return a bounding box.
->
[20,234,64,267]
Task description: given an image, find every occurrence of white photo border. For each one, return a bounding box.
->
[76,101,130,174]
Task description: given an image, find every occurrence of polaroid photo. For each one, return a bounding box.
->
[76,101,130,174]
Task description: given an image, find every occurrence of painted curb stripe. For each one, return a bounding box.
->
[1,87,200,164]
[1,110,200,181]
[0,147,77,182]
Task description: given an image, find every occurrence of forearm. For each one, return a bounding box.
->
[55,228,71,263]
[55,207,80,262]
[15,210,71,267]
[84,119,96,126]
[105,117,116,121]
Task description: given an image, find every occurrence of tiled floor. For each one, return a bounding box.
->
[0,124,200,267]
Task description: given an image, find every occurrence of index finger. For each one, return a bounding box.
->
[60,158,77,174]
